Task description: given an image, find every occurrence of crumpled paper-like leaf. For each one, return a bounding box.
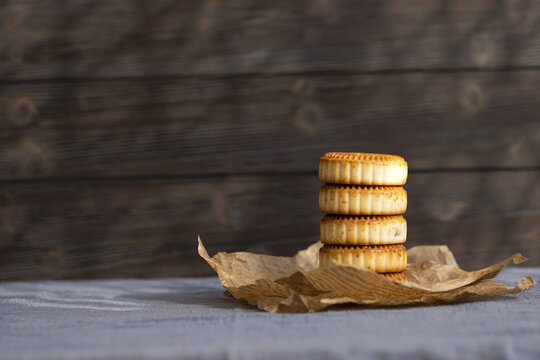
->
[198,237,535,313]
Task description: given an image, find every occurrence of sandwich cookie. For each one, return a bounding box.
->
[319,244,407,273]
[321,215,407,245]
[319,184,407,215]
[319,152,407,186]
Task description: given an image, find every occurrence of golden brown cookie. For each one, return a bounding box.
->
[381,272,408,281]
[320,215,407,245]
[319,244,407,273]
[319,152,407,185]
[319,184,407,215]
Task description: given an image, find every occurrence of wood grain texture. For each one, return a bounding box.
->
[1,171,539,280]
[2,0,540,80]
[2,0,539,279]
[2,71,540,180]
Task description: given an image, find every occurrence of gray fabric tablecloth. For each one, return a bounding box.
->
[1,268,539,360]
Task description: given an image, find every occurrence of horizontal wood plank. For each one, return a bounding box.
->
[2,72,540,180]
[2,0,540,80]
[1,171,539,279]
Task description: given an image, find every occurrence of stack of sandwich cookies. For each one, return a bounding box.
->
[318,152,408,281]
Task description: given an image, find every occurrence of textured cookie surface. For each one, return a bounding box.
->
[320,215,407,245]
[319,185,407,215]
[319,152,408,185]
[381,272,408,281]
[319,244,407,273]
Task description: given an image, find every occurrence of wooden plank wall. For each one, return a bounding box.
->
[1,0,539,279]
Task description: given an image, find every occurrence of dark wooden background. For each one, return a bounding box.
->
[1,0,540,280]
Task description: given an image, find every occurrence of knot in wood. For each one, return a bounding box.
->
[6,97,37,126]
[469,33,496,67]
[5,139,51,176]
[293,103,323,135]
[459,83,484,113]
[291,78,316,97]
